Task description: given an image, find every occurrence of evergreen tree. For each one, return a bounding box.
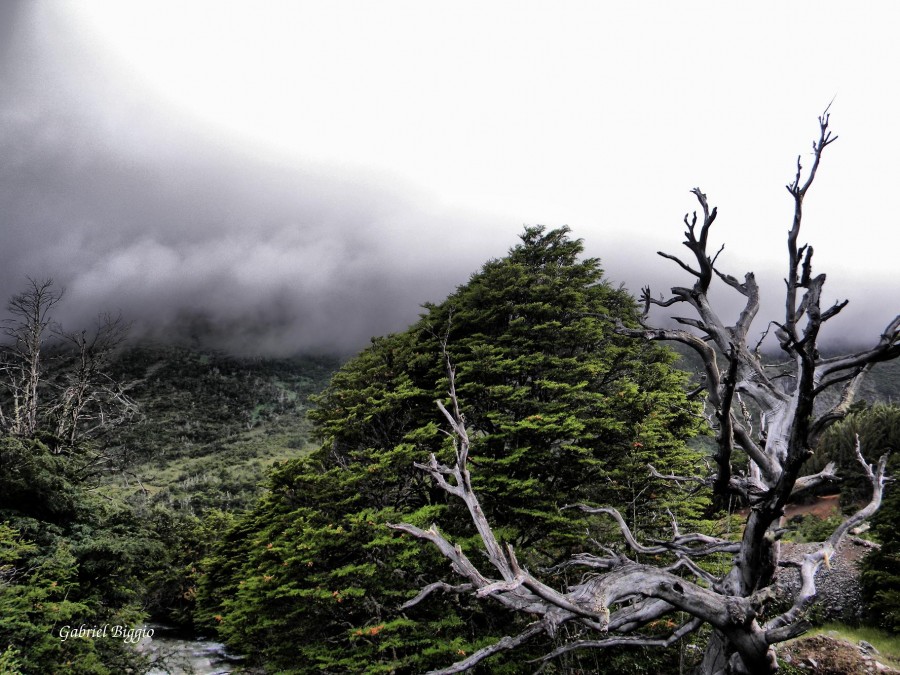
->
[197,227,707,672]
[0,436,154,674]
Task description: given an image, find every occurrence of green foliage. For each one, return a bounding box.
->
[104,345,339,511]
[0,437,152,674]
[107,346,336,461]
[0,644,23,675]
[0,340,342,673]
[198,226,709,672]
[808,402,900,506]
[783,514,846,544]
[141,507,234,631]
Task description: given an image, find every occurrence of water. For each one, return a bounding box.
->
[140,624,248,675]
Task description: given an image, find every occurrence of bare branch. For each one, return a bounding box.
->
[647,463,706,485]
[817,314,900,379]
[657,251,702,278]
[400,581,474,610]
[639,286,683,316]
[791,462,838,496]
[783,110,836,344]
[568,504,740,557]
[427,621,547,675]
[539,616,703,663]
[809,365,871,445]
[754,322,779,355]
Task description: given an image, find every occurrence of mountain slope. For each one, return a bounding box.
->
[102,344,340,511]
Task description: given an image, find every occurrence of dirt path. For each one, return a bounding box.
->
[783,494,841,520]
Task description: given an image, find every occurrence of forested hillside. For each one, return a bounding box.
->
[0,316,339,673]
[103,341,900,521]
[100,341,900,526]
[102,345,339,511]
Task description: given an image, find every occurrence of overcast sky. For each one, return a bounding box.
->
[1,1,898,355]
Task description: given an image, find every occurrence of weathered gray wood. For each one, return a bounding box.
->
[391,111,897,674]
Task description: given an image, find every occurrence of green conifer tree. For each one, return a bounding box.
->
[197,227,708,672]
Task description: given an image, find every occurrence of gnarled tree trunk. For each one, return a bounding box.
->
[391,111,897,674]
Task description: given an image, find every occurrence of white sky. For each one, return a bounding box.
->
[9,1,899,350]
[65,2,899,264]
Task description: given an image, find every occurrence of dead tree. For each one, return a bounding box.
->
[390,111,897,674]
[0,278,62,437]
[49,312,136,447]
[0,279,136,451]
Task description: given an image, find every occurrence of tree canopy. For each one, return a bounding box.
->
[197,225,707,673]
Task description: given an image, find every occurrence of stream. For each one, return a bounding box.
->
[140,624,248,675]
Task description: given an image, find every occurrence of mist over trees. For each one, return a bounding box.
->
[0,276,338,673]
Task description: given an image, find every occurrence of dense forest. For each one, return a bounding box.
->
[1,226,899,674]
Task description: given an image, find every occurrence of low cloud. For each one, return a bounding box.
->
[1,3,895,358]
[0,6,514,355]
[0,114,506,354]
